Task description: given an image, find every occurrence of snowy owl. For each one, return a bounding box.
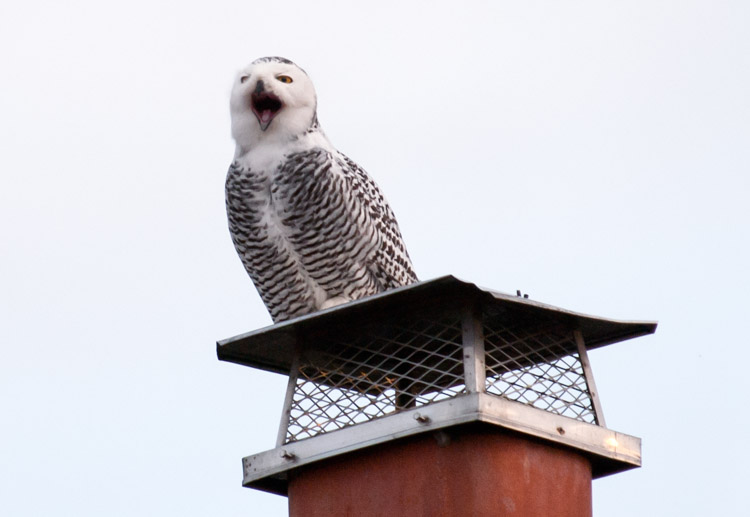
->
[226,57,418,323]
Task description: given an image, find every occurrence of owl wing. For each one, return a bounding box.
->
[276,147,418,302]
[226,160,320,322]
[337,152,418,290]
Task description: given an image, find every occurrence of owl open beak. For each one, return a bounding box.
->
[251,91,283,131]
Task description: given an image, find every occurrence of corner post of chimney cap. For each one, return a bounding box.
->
[574,329,606,427]
[461,301,485,394]
[276,351,301,447]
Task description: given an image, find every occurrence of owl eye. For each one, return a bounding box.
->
[276,75,293,84]
[240,75,249,84]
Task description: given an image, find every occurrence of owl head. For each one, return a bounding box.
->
[230,57,318,151]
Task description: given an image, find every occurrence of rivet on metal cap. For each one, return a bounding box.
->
[414,412,431,424]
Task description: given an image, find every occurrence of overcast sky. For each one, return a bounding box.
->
[2,1,748,515]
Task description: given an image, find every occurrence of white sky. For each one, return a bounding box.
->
[1,1,748,515]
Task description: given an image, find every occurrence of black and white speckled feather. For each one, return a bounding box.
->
[226,57,417,322]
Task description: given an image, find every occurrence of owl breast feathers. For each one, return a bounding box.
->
[226,57,417,322]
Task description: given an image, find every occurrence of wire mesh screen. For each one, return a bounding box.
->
[284,316,466,443]
[483,317,598,424]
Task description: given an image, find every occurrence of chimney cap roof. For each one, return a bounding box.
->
[217,275,657,374]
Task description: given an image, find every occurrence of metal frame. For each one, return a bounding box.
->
[461,304,486,393]
[242,392,641,495]
[278,313,467,444]
[275,353,299,447]
[271,309,609,445]
[218,276,658,374]
[218,276,656,496]
[575,330,606,427]
[482,318,603,425]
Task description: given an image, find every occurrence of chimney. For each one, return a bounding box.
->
[218,276,656,516]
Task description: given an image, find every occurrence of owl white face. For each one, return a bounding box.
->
[230,57,317,151]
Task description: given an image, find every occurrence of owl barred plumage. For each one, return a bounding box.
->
[226,57,417,323]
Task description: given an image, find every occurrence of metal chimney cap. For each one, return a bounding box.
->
[217,275,657,375]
